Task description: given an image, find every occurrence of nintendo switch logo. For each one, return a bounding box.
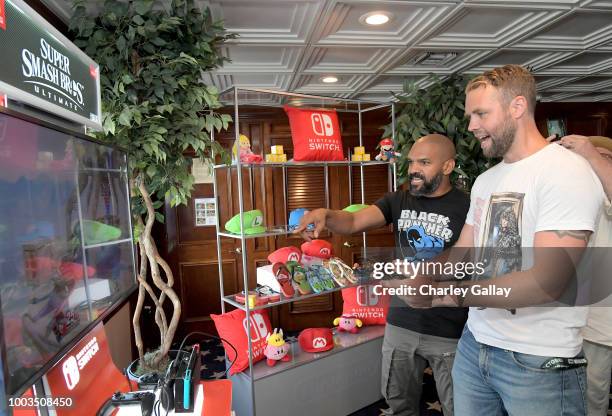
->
[311,113,334,137]
[312,337,327,349]
[62,356,80,390]
[0,0,6,31]
[356,285,379,307]
[243,314,268,342]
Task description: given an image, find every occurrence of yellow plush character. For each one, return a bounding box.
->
[232,134,263,163]
[232,134,251,159]
[264,328,291,366]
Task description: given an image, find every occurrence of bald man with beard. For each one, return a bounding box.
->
[296,134,470,416]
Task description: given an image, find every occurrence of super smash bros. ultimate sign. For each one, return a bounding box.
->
[0,0,101,129]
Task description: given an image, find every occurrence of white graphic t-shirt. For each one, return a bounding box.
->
[466,144,604,357]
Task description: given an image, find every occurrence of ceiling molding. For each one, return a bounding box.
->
[37,0,612,102]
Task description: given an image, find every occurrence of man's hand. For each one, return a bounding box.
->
[549,134,600,161]
[294,208,328,241]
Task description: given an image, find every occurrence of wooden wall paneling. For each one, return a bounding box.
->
[278,293,341,330]
[179,258,239,334]
[535,102,611,138]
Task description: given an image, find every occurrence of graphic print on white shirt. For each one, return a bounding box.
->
[479,192,524,277]
[477,192,525,314]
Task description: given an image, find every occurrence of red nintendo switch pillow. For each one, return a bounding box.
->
[341,285,389,326]
[211,308,272,375]
[284,106,344,161]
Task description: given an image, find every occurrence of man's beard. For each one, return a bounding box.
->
[409,172,443,196]
[484,117,517,158]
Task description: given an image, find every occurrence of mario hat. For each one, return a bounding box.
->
[298,328,334,353]
[301,239,332,259]
[379,138,393,147]
[268,246,302,264]
[288,208,314,231]
[225,210,266,235]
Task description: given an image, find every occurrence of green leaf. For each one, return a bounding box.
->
[103,117,116,135]
[118,108,132,126]
[133,0,153,15]
[151,37,166,46]
[116,36,126,51]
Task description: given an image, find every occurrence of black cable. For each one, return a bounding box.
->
[176,331,238,377]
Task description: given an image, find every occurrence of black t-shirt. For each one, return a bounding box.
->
[374,187,470,338]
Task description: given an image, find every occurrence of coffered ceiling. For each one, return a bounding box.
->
[42,0,612,102]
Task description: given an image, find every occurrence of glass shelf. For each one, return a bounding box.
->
[221,277,373,311]
[83,237,133,250]
[214,160,394,169]
[218,225,297,240]
[232,325,385,381]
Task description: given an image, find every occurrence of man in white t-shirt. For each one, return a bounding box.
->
[385,65,605,415]
[554,134,612,416]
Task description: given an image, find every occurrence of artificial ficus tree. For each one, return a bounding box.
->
[382,74,493,189]
[70,0,234,366]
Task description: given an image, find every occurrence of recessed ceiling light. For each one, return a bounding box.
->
[321,76,338,83]
[360,11,392,26]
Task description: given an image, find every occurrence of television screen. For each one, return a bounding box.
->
[0,110,136,397]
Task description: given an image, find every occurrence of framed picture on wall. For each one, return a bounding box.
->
[546,118,566,138]
[194,197,216,226]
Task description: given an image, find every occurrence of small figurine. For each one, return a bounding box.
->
[375,138,401,162]
[264,328,291,366]
[333,314,363,334]
[233,134,263,163]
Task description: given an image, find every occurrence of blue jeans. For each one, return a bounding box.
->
[452,327,587,416]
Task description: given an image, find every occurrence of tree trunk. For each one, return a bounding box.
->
[137,177,181,366]
[132,240,147,361]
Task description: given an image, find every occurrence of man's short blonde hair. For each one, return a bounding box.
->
[466,65,537,115]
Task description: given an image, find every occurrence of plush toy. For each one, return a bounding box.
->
[264,328,291,366]
[375,138,400,162]
[333,314,363,334]
[233,134,263,163]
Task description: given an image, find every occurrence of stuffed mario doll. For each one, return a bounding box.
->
[375,138,400,162]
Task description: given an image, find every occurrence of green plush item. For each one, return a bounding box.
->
[81,220,121,245]
[225,210,266,235]
[342,204,369,213]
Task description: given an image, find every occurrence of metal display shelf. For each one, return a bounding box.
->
[221,278,375,312]
[212,87,396,416]
[213,160,394,169]
[240,325,385,381]
[217,225,294,240]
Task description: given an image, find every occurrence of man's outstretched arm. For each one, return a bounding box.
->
[294,205,387,240]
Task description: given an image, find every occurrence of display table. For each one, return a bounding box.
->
[230,326,384,416]
[116,380,232,416]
